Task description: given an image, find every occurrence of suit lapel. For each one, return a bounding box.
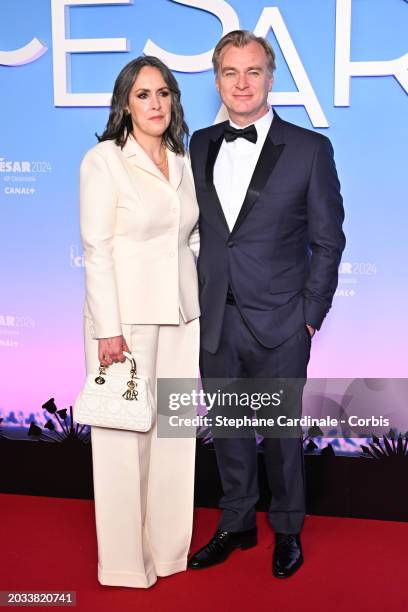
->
[168,149,184,190]
[204,125,230,236]
[230,113,285,236]
[121,134,169,185]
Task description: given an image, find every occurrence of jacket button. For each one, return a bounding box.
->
[226,240,235,247]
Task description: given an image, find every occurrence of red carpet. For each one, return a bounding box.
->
[1,493,407,611]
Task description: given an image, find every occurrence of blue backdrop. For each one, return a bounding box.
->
[0,0,407,429]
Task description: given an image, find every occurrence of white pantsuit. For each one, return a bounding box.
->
[85,315,199,588]
[79,135,200,588]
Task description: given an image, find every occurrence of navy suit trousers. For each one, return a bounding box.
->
[200,303,311,534]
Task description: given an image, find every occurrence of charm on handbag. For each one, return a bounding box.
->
[95,364,107,385]
[122,357,139,401]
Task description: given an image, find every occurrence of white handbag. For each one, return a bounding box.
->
[74,352,154,432]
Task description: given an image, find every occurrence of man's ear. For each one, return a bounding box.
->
[215,74,220,94]
[268,74,274,92]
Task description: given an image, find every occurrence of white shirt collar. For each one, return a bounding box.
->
[229,106,274,141]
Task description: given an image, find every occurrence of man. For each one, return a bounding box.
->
[188,30,345,578]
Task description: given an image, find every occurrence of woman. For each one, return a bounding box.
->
[79,56,200,589]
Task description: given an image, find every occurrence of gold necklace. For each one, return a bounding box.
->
[156,144,168,173]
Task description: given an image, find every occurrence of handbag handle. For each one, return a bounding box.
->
[123,351,137,374]
[94,351,139,401]
[95,351,137,386]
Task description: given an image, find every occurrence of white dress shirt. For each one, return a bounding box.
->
[213,107,274,231]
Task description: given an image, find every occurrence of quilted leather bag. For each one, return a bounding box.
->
[74,352,153,432]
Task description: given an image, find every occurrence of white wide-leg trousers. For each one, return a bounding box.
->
[84,314,199,588]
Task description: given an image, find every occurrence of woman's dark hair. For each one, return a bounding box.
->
[97,56,189,154]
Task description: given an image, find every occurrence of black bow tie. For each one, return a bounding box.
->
[224,124,258,144]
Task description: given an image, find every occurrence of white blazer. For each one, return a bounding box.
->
[80,135,200,339]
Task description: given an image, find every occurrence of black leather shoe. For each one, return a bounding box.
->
[272,533,303,578]
[188,527,257,569]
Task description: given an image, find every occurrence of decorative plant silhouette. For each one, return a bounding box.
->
[303,425,323,452]
[361,430,408,461]
[28,398,90,443]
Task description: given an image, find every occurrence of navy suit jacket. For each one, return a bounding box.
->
[190,111,346,354]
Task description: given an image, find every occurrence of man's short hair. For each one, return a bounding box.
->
[212,30,276,75]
